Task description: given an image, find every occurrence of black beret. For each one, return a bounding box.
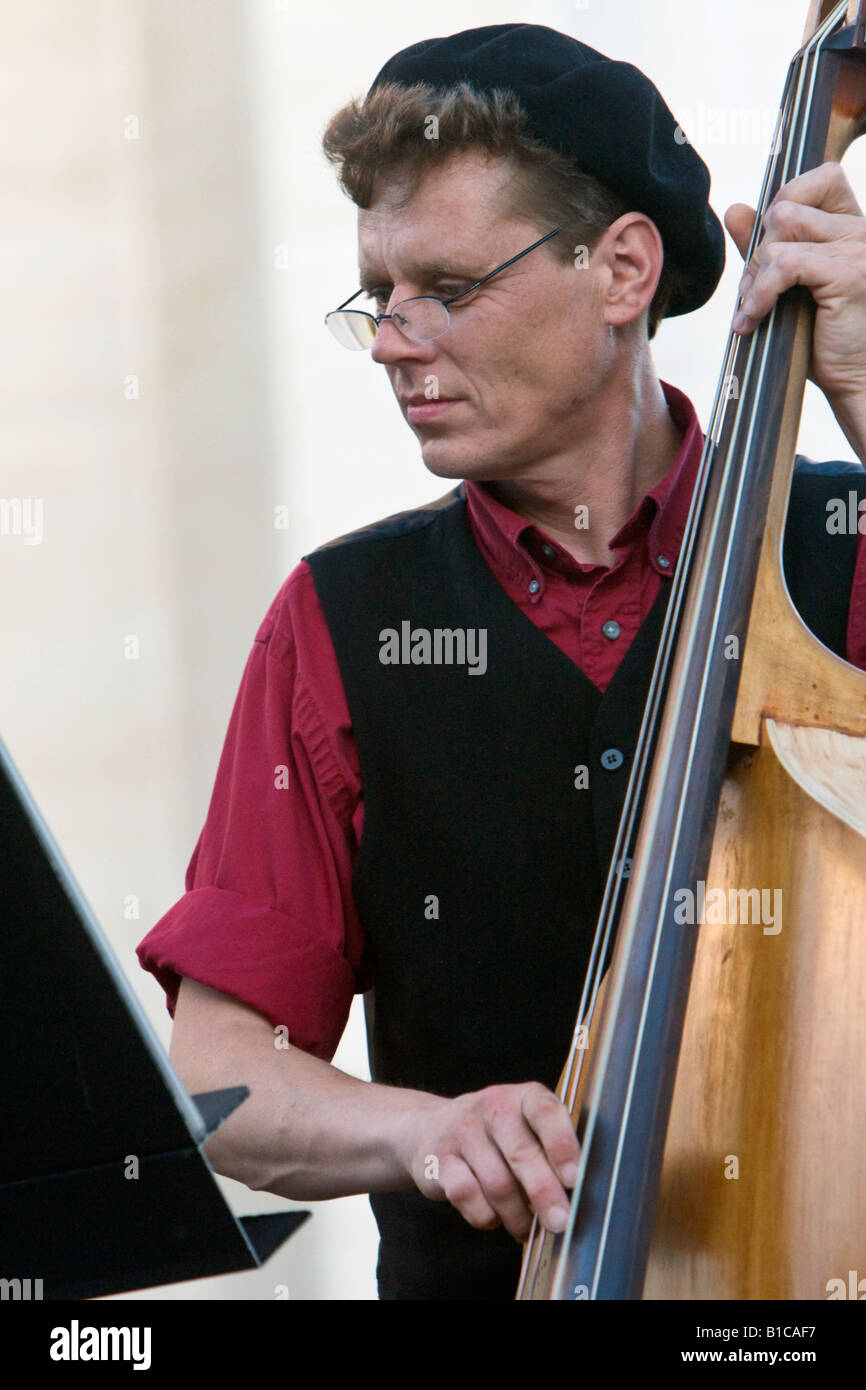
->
[368,22,725,318]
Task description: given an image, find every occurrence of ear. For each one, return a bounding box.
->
[601,213,664,330]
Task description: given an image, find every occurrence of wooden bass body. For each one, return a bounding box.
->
[519,143,866,1293]
[644,410,866,1297]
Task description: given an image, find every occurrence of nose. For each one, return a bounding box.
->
[370,315,433,367]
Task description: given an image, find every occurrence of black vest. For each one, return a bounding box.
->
[303,459,865,1300]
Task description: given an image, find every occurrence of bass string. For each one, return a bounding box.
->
[561,61,796,1117]
[519,81,793,1300]
[566,5,843,1302]
[519,0,847,1300]
[567,0,842,1131]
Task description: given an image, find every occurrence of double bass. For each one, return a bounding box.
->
[519,0,866,1300]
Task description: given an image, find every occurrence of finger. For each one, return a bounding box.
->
[437,1153,500,1232]
[519,1082,582,1189]
[485,1103,572,1237]
[733,242,861,333]
[738,201,866,297]
[730,162,863,278]
[459,1133,535,1241]
[735,194,866,301]
[487,1084,580,1225]
[758,198,865,251]
[724,202,758,263]
[735,204,807,291]
[770,160,864,220]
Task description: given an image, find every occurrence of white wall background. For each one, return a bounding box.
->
[2,0,863,1301]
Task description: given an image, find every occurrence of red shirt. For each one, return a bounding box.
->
[135,381,866,1058]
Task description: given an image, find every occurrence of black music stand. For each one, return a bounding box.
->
[0,734,310,1299]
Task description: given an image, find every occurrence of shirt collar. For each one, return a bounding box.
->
[463,379,704,582]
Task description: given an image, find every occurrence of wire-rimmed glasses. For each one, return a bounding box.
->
[324,227,562,350]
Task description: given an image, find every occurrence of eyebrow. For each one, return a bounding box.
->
[358,260,480,293]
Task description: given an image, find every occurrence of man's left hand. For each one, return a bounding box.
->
[726,161,866,420]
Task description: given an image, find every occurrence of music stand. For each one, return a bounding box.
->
[0,734,310,1299]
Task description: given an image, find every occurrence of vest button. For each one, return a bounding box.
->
[657,554,671,569]
[602,620,621,640]
[528,578,540,595]
[601,748,624,771]
[542,543,554,557]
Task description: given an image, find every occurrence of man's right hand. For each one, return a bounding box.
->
[394,1082,580,1241]
[171,979,581,1226]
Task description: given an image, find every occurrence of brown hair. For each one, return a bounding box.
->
[322,80,687,340]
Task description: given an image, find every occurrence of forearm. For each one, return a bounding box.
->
[179,1020,441,1200]
[169,981,580,1239]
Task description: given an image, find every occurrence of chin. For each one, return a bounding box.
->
[416,444,472,480]
[418,436,504,481]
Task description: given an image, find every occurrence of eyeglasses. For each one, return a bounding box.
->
[324,227,562,350]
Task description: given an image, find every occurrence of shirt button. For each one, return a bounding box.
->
[528,578,540,595]
[542,544,554,557]
[601,748,624,771]
[657,554,671,569]
[602,620,621,640]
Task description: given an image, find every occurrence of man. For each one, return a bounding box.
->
[136,23,866,1299]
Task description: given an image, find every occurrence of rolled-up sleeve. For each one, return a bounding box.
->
[136,563,370,1062]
